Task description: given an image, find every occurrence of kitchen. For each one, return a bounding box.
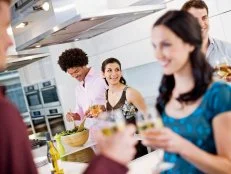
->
[1,0,231,173]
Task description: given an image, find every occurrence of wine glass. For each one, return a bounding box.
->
[135,107,174,173]
[135,107,163,134]
[97,109,126,136]
[212,56,231,80]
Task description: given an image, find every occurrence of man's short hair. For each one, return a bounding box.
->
[58,48,89,72]
[181,0,209,15]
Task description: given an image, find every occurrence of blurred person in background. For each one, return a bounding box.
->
[0,0,38,173]
[84,125,137,174]
[58,48,107,127]
[101,58,148,158]
[182,0,231,81]
[142,10,231,173]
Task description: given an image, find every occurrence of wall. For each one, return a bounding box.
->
[18,0,231,129]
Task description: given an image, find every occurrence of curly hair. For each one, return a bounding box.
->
[58,48,88,72]
[154,10,213,114]
[101,57,126,85]
[181,0,209,15]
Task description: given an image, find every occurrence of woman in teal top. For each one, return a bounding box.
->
[142,10,231,174]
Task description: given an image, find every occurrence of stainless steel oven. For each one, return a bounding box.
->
[44,106,62,116]
[39,79,61,108]
[24,84,43,110]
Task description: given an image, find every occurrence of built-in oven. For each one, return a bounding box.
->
[39,79,61,108]
[24,84,43,110]
[44,106,62,116]
[30,108,47,133]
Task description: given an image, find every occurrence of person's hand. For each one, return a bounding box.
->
[95,125,137,165]
[85,105,106,118]
[66,112,80,122]
[142,127,190,154]
[225,76,231,82]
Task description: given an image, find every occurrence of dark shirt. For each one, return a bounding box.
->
[84,155,128,174]
[106,86,148,158]
[0,86,37,174]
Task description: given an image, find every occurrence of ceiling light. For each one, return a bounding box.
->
[33,2,50,11]
[35,45,41,48]
[15,22,28,29]
[41,2,50,11]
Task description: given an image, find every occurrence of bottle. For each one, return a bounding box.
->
[54,134,65,157]
[46,132,64,174]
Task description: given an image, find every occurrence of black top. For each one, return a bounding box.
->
[106,86,138,124]
[105,86,148,158]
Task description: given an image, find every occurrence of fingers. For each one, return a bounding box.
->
[125,124,136,136]
[66,112,73,122]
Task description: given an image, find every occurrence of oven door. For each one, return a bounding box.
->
[41,86,60,107]
[26,90,43,110]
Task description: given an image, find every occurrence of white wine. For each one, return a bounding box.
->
[101,123,125,136]
[215,64,231,78]
[137,122,155,133]
[137,119,163,133]
[102,126,118,136]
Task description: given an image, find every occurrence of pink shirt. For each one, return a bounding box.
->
[74,67,107,119]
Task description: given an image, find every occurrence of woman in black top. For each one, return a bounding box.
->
[101,57,148,158]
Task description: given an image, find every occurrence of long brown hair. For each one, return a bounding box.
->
[154,10,213,114]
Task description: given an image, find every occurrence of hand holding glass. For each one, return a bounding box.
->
[97,109,126,136]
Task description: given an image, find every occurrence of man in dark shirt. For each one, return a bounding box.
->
[0,1,38,173]
[0,1,137,174]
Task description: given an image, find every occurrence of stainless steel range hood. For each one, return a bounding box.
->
[11,0,166,51]
[6,53,49,70]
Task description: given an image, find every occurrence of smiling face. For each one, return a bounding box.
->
[103,62,122,85]
[187,7,209,40]
[67,66,87,82]
[0,1,13,71]
[152,25,194,75]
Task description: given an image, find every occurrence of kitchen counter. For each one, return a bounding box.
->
[34,143,164,174]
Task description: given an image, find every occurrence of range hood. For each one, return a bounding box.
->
[11,0,166,51]
[6,53,49,70]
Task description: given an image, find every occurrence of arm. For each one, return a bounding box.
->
[84,125,137,174]
[126,88,147,114]
[143,112,231,174]
[66,87,82,121]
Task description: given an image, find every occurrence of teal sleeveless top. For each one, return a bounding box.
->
[161,82,231,174]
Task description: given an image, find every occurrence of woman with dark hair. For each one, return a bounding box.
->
[101,57,148,158]
[142,10,231,173]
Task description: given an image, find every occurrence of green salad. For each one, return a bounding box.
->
[58,127,87,136]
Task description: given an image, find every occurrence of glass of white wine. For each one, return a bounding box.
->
[135,107,175,173]
[97,109,126,136]
[213,56,231,80]
[136,107,163,134]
